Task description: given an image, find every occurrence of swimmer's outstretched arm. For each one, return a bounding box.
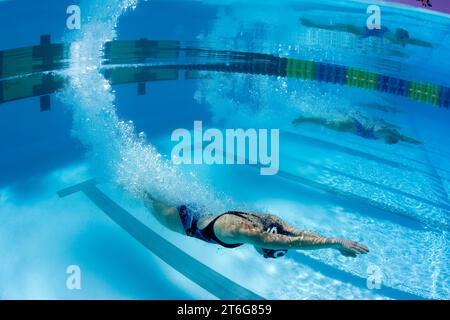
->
[253,214,361,256]
[388,130,422,145]
[406,38,433,48]
[399,134,422,145]
[253,213,323,238]
[384,33,433,48]
[234,227,369,257]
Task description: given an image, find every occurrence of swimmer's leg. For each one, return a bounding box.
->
[332,23,365,36]
[143,191,173,213]
[300,17,327,28]
[292,116,356,133]
[300,17,364,36]
[292,116,329,126]
[143,191,184,233]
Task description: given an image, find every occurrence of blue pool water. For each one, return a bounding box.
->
[0,0,449,299]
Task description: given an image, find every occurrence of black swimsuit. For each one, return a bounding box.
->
[178,205,289,258]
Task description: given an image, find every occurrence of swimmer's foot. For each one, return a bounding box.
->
[142,190,156,202]
[300,17,314,27]
[292,116,306,126]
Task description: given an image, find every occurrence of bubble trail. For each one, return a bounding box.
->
[58,0,231,214]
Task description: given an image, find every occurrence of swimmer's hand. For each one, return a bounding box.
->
[334,239,369,258]
[401,135,422,145]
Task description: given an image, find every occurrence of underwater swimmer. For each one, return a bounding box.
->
[300,17,433,48]
[143,192,369,259]
[292,114,421,145]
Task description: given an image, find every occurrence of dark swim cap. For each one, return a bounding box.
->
[262,248,288,259]
[261,225,288,258]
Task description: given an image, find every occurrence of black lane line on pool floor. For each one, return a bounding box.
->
[289,252,425,300]
[283,131,443,184]
[250,165,430,230]
[291,157,450,213]
[409,114,450,205]
[57,179,264,301]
